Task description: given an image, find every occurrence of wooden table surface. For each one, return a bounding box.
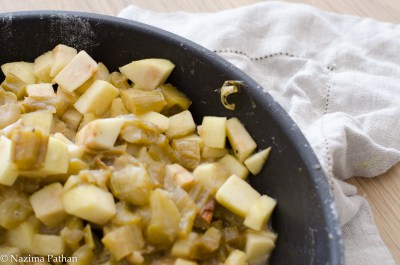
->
[2,0,400,263]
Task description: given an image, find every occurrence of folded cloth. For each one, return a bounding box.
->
[118,2,398,264]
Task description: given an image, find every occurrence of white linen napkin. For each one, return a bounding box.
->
[118,2,398,264]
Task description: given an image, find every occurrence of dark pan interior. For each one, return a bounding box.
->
[0,11,343,265]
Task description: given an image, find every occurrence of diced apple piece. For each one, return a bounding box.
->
[6,220,37,253]
[200,116,226,148]
[138,111,169,132]
[164,163,196,191]
[0,136,18,186]
[30,183,67,227]
[34,51,53,83]
[120,88,166,114]
[243,195,276,231]
[60,107,83,131]
[75,62,110,94]
[62,184,116,225]
[26,83,55,97]
[166,110,196,139]
[33,234,65,256]
[224,249,248,265]
[110,98,129,117]
[244,147,271,175]
[53,51,98,92]
[19,136,69,177]
[175,259,198,265]
[74,80,119,116]
[201,147,228,159]
[160,84,192,113]
[218,154,249,180]
[179,134,204,148]
[226,118,257,162]
[119,58,175,90]
[75,118,124,150]
[193,163,230,195]
[53,132,84,159]
[215,175,260,218]
[21,110,54,134]
[102,225,144,261]
[56,87,79,105]
[245,230,275,263]
[1,62,36,84]
[50,44,77,77]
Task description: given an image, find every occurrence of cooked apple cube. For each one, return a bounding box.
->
[7,220,37,253]
[75,62,110,95]
[201,147,228,159]
[200,116,226,148]
[19,136,69,177]
[0,136,18,186]
[215,175,260,218]
[62,184,116,225]
[159,84,192,113]
[60,107,83,131]
[224,249,248,265]
[120,88,167,114]
[164,163,196,191]
[1,73,27,99]
[102,225,144,261]
[26,83,55,97]
[75,117,124,150]
[218,154,249,180]
[226,118,257,162]
[110,98,129,117]
[119,58,175,90]
[193,163,230,195]
[33,234,65,256]
[243,195,276,231]
[21,110,54,134]
[56,87,79,104]
[74,80,119,116]
[30,183,67,227]
[175,259,198,265]
[34,51,53,83]
[1,62,36,84]
[245,230,275,263]
[53,51,98,92]
[166,110,196,139]
[52,133,84,159]
[50,44,77,77]
[244,147,271,175]
[138,111,169,132]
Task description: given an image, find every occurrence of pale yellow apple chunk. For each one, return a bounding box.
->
[21,110,54,134]
[215,174,260,218]
[218,154,249,180]
[34,51,53,83]
[110,98,129,117]
[119,58,175,90]
[60,107,83,131]
[193,163,230,195]
[175,259,198,265]
[75,117,124,150]
[245,230,275,263]
[50,44,77,77]
[1,62,36,84]
[6,221,37,253]
[33,234,65,256]
[166,110,196,139]
[201,147,228,159]
[244,147,271,175]
[164,163,195,191]
[224,249,248,265]
[20,137,69,177]
[74,80,119,116]
[243,195,276,231]
[26,83,55,97]
[29,183,67,227]
[52,132,84,159]
[200,116,226,148]
[0,136,18,186]
[226,118,257,162]
[62,184,116,225]
[138,111,169,132]
[53,51,98,92]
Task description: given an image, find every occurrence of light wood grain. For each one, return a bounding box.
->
[1,0,400,263]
